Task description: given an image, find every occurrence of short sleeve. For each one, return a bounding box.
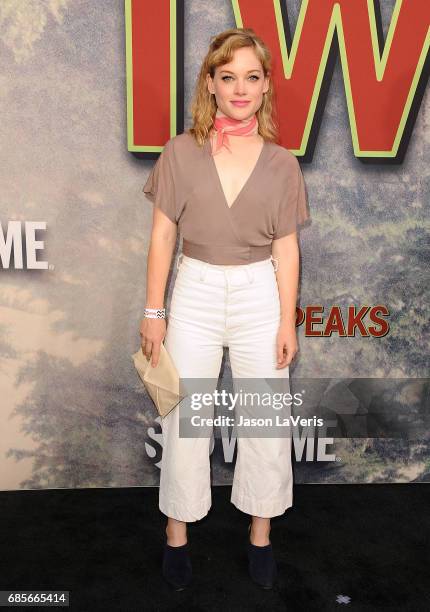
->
[273,156,310,239]
[142,140,178,224]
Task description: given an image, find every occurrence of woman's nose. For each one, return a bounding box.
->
[234,80,247,95]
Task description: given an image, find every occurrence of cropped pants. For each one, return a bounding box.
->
[161,254,293,522]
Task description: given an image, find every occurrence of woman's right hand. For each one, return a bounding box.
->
[140,317,167,368]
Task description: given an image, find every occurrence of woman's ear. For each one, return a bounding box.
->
[206,72,214,95]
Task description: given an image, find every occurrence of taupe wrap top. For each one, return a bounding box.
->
[143,131,310,265]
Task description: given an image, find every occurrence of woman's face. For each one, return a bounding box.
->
[206,46,269,121]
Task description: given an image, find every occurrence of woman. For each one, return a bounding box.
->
[140,28,310,591]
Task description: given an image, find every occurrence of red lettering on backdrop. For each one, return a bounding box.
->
[295,307,305,327]
[305,306,324,336]
[347,306,370,336]
[134,1,169,144]
[295,305,390,336]
[126,0,182,149]
[323,306,346,336]
[368,306,390,337]
[234,0,430,154]
[126,0,430,156]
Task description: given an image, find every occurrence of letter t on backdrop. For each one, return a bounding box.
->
[125,0,184,156]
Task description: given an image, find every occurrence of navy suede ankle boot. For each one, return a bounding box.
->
[247,523,278,589]
[162,542,193,591]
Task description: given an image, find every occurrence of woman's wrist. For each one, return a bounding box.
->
[280,312,296,327]
[145,301,165,309]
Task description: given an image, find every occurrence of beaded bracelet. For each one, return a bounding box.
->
[144,307,166,319]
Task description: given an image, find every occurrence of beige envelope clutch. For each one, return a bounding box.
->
[131,343,187,418]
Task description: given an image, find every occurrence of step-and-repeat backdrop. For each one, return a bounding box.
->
[1,0,428,490]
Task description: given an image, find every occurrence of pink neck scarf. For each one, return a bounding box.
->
[209,108,259,156]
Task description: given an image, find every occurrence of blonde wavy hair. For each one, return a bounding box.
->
[188,28,279,146]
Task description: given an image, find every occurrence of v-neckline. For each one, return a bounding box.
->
[206,136,267,211]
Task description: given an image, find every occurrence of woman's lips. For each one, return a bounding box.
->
[231,101,250,107]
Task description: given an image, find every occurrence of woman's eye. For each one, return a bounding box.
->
[221,75,260,82]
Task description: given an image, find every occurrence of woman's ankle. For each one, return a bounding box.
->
[165,521,188,546]
[250,517,271,546]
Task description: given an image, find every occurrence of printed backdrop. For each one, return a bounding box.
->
[0,0,429,491]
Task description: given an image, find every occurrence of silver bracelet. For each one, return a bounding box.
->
[144,307,166,319]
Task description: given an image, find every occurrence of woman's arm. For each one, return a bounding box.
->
[140,208,177,367]
[271,232,300,368]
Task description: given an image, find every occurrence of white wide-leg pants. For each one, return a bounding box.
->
[161,254,293,522]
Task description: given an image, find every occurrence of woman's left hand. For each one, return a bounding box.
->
[276,319,298,368]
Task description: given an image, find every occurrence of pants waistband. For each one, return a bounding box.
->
[176,254,279,284]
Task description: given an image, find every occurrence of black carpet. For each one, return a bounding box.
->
[0,484,429,611]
